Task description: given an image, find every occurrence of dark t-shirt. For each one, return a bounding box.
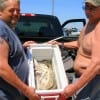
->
[0,20,29,100]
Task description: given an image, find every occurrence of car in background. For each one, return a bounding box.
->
[62,18,86,37]
[15,13,64,43]
[15,13,86,58]
[15,13,86,43]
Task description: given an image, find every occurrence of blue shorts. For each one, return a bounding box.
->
[75,75,100,100]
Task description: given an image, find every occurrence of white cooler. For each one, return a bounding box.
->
[27,44,69,100]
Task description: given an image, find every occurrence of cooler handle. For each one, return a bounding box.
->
[41,95,59,100]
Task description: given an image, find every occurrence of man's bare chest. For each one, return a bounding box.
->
[80,33,93,55]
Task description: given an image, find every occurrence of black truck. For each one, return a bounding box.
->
[15,13,86,65]
[15,13,63,43]
[15,13,86,43]
[15,13,86,68]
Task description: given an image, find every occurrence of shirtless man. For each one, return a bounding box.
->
[49,0,100,99]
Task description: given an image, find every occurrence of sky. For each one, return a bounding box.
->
[20,0,86,24]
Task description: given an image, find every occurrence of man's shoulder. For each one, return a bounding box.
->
[96,21,100,27]
[0,20,11,31]
[0,20,5,26]
[94,21,100,32]
[0,20,8,29]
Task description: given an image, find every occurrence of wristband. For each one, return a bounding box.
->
[60,42,64,49]
[62,42,64,47]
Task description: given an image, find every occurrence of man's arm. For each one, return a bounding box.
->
[63,41,78,49]
[48,40,78,49]
[0,37,39,99]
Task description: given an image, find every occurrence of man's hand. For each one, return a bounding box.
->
[47,40,62,46]
[60,84,77,99]
[23,41,37,48]
[25,87,40,100]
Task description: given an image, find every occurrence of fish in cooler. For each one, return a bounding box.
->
[33,59,57,90]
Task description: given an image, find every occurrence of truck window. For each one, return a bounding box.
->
[15,15,63,37]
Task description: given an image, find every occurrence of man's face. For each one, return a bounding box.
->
[0,0,20,28]
[84,3,100,22]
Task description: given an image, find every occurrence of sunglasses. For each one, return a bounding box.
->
[82,5,98,11]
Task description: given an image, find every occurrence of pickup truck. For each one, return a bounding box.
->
[15,13,86,67]
[15,13,86,43]
[15,13,63,43]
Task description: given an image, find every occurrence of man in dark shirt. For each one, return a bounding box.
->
[0,0,40,100]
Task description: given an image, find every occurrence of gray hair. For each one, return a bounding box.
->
[0,0,20,11]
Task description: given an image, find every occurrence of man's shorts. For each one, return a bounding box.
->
[75,75,100,100]
[0,90,25,100]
